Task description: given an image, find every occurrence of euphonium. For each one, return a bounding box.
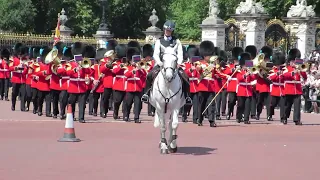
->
[80,58,91,68]
[45,48,61,65]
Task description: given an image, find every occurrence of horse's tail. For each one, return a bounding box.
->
[154,111,160,128]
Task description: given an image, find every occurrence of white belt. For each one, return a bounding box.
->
[239,82,251,86]
[228,78,237,81]
[285,81,301,84]
[61,76,69,80]
[203,77,214,80]
[0,69,8,72]
[189,78,198,81]
[69,78,85,82]
[12,70,23,73]
[273,82,284,86]
[115,75,126,78]
[127,77,140,81]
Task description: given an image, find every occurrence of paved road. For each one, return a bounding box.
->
[0,100,319,180]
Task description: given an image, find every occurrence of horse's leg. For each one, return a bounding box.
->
[158,111,168,154]
[168,109,179,153]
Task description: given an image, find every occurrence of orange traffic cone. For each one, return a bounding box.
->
[58,104,81,142]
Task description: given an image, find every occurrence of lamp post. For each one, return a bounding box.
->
[98,0,108,31]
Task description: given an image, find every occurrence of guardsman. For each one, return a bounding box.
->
[67,42,91,123]
[245,45,258,119]
[225,47,243,120]
[268,51,286,121]
[196,40,217,127]
[142,44,155,117]
[57,47,73,119]
[184,45,200,124]
[282,48,307,125]
[30,48,41,114]
[9,43,28,111]
[218,50,228,117]
[236,52,255,124]
[0,48,11,101]
[91,48,106,117]
[35,47,52,117]
[141,20,192,105]
[255,46,273,120]
[25,47,35,111]
[123,47,146,123]
[49,42,64,118]
[112,44,127,120]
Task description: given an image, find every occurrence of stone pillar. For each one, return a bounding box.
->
[93,0,113,48]
[143,9,163,44]
[283,0,319,58]
[232,0,268,51]
[199,0,227,49]
[52,9,73,43]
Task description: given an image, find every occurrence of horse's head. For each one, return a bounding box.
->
[161,45,178,83]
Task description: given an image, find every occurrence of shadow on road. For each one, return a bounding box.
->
[175,147,217,156]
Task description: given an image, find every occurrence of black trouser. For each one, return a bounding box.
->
[251,90,257,116]
[88,93,94,114]
[198,91,215,123]
[84,90,90,108]
[103,88,113,115]
[221,89,227,115]
[123,91,143,119]
[269,96,285,120]
[68,93,86,120]
[215,91,223,117]
[113,90,126,116]
[227,92,237,115]
[31,88,39,112]
[92,92,104,114]
[59,90,68,117]
[12,83,26,110]
[303,86,311,112]
[257,92,270,116]
[183,92,198,122]
[38,91,51,115]
[25,84,32,109]
[51,89,60,116]
[284,95,301,122]
[236,96,251,121]
[0,78,9,98]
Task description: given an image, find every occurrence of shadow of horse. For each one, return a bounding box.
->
[174,147,217,156]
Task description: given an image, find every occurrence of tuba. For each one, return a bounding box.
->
[80,58,91,68]
[45,48,61,65]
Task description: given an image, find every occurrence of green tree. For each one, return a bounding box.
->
[0,0,36,32]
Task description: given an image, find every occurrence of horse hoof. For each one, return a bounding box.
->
[169,146,178,153]
[160,149,169,154]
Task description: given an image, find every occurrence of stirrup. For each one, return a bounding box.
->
[185,97,192,105]
[141,94,149,103]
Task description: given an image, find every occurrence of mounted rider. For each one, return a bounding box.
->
[141,20,192,105]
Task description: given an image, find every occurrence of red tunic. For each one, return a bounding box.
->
[100,58,114,89]
[0,59,10,79]
[196,60,215,92]
[124,65,146,92]
[268,67,285,97]
[112,61,127,91]
[9,57,27,84]
[282,66,307,95]
[224,64,238,92]
[185,63,200,93]
[66,66,92,94]
[35,62,50,91]
[91,64,105,93]
[56,63,69,91]
[25,61,34,85]
[48,64,62,91]
[255,73,270,93]
[236,70,255,97]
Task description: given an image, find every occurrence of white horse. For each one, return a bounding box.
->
[149,45,186,154]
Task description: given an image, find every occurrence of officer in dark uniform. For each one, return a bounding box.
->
[141,20,192,105]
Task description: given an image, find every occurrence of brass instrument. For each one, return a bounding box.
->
[85,75,91,85]
[65,63,72,71]
[45,48,61,65]
[80,58,91,68]
[198,63,215,83]
[295,62,309,72]
[251,53,269,74]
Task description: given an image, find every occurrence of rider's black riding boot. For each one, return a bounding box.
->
[141,75,152,103]
[178,67,192,105]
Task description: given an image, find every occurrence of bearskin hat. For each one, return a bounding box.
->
[245,45,257,59]
[272,51,286,66]
[95,48,107,60]
[126,47,140,60]
[127,41,141,53]
[1,48,10,60]
[187,45,199,59]
[260,46,273,60]
[13,43,25,56]
[62,47,73,61]
[115,44,127,59]
[40,46,52,60]
[182,45,188,61]
[199,41,215,57]
[71,42,84,56]
[53,42,65,56]
[239,52,251,65]
[214,47,220,56]
[287,48,301,62]
[231,47,244,61]
[106,39,118,51]
[218,50,228,63]
[83,45,96,58]
[142,44,153,58]
[32,47,41,59]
